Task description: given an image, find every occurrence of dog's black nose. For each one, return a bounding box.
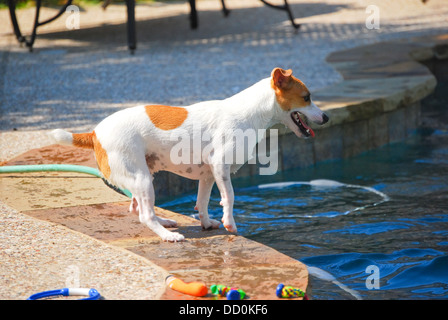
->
[322,113,329,124]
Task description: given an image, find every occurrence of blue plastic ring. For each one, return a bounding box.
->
[27,288,101,300]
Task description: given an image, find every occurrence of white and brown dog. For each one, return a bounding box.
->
[52,68,329,242]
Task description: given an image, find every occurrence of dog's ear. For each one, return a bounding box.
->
[271,68,293,89]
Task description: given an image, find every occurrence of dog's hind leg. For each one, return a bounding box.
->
[126,170,184,242]
[196,178,221,230]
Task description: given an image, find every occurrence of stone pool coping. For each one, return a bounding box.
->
[1,33,447,300]
[314,35,445,127]
[1,145,308,300]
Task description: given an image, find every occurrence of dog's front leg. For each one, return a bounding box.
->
[211,163,236,233]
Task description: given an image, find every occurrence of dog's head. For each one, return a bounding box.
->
[271,67,329,138]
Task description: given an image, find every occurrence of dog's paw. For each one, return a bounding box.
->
[157,217,178,228]
[162,231,185,242]
[224,224,237,233]
[210,219,221,229]
[222,220,237,233]
[201,218,221,230]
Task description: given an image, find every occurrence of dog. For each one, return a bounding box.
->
[51,68,329,242]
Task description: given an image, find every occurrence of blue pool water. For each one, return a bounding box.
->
[160,63,448,300]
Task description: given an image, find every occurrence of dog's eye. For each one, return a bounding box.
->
[303,95,310,102]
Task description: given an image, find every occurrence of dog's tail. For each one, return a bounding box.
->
[51,129,95,149]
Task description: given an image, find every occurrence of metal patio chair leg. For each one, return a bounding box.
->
[259,0,300,29]
[221,0,230,17]
[189,0,230,29]
[8,0,73,52]
[189,0,198,29]
[125,0,137,53]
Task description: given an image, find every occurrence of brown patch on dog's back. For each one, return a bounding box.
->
[271,68,311,111]
[145,105,188,130]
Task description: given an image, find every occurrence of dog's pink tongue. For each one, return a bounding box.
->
[299,117,315,137]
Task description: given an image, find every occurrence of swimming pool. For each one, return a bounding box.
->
[160,61,448,300]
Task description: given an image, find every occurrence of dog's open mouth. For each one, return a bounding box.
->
[291,112,315,138]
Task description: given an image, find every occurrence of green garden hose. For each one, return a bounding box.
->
[0,164,132,198]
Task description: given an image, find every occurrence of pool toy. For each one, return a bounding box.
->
[276,283,306,298]
[165,275,207,297]
[210,284,246,300]
[226,289,243,300]
[27,288,101,300]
